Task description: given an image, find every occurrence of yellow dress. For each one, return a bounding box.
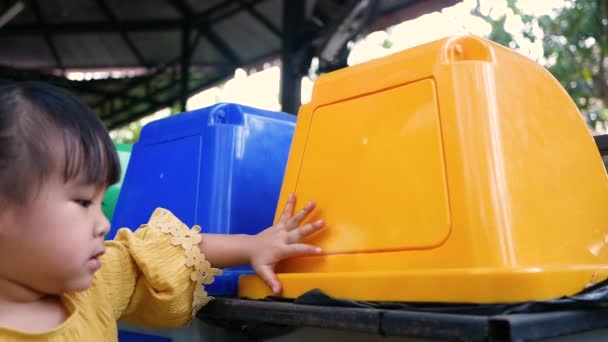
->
[0,208,221,341]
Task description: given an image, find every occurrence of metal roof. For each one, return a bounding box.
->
[0,0,459,128]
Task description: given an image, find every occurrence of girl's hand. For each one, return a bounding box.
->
[250,193,325,295]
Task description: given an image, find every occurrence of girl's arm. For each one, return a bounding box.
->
[199,193,325,295]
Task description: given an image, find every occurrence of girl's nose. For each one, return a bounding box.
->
[95,209,110,238]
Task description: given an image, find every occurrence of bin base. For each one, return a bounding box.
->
[238,266,608,303]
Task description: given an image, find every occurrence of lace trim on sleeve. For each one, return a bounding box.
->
[149,208,222,317]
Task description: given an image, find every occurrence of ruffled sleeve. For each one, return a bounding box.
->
[100,208,222,328]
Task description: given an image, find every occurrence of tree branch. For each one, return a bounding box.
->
[592,0,608,100]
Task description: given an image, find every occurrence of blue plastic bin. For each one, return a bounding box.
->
[110,103,296,296]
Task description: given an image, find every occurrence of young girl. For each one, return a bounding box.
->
[0,82,325,341]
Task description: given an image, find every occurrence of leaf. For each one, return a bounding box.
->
[470,0,608,132]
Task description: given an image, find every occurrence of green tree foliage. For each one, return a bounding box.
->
[109,121,143,144]
[472,0,608,133]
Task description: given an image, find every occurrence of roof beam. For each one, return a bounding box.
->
[0,0,24,28]
[167,0,241,66]
[0,0,268,36]
[202,26,241,65]
[166,0,192,16]
[87,24,207,111]
[29,0,63,70]
[0,64,141,101]
[95,0,147,66]
[90,63,174,110]
[370,0,460,32]
[100,49,280,127]
[106,71,231,129]
[99,75,179,120]
[238,0,281,38]
[1,19,182,34]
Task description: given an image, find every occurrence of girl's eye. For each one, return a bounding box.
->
[75,199,93,208]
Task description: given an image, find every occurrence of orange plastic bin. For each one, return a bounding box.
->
[239,35,608,303]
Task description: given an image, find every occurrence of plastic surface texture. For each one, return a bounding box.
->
[239,35,608,303]
[111,103,296,296]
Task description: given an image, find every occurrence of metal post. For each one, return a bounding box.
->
[180,20,191,113]
[281,0,305,115]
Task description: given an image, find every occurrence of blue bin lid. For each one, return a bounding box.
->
[139,103,295,145]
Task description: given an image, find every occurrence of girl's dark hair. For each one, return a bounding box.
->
[0,81,120,205]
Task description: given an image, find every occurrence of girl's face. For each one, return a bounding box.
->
[0,169,110,296]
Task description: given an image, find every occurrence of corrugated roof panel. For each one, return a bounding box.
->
[106,0,181,20]
[255,0,282,31]
[54,34,138,68]
[186,0,229,13]
[0,36,56,69]
[0,0,462,128]
[213,11,280,61]
[190,36,229,66]
[130,31,181,65]
[40,0,107,23]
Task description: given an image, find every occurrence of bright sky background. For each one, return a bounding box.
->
[111,0,566,138]
[187,0,564,111]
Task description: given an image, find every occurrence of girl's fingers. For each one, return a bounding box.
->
[287,220,325,243]
[284,243,323,259]
[256,265,282,295]
[287,201,316,229]
[279,193,296,221]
